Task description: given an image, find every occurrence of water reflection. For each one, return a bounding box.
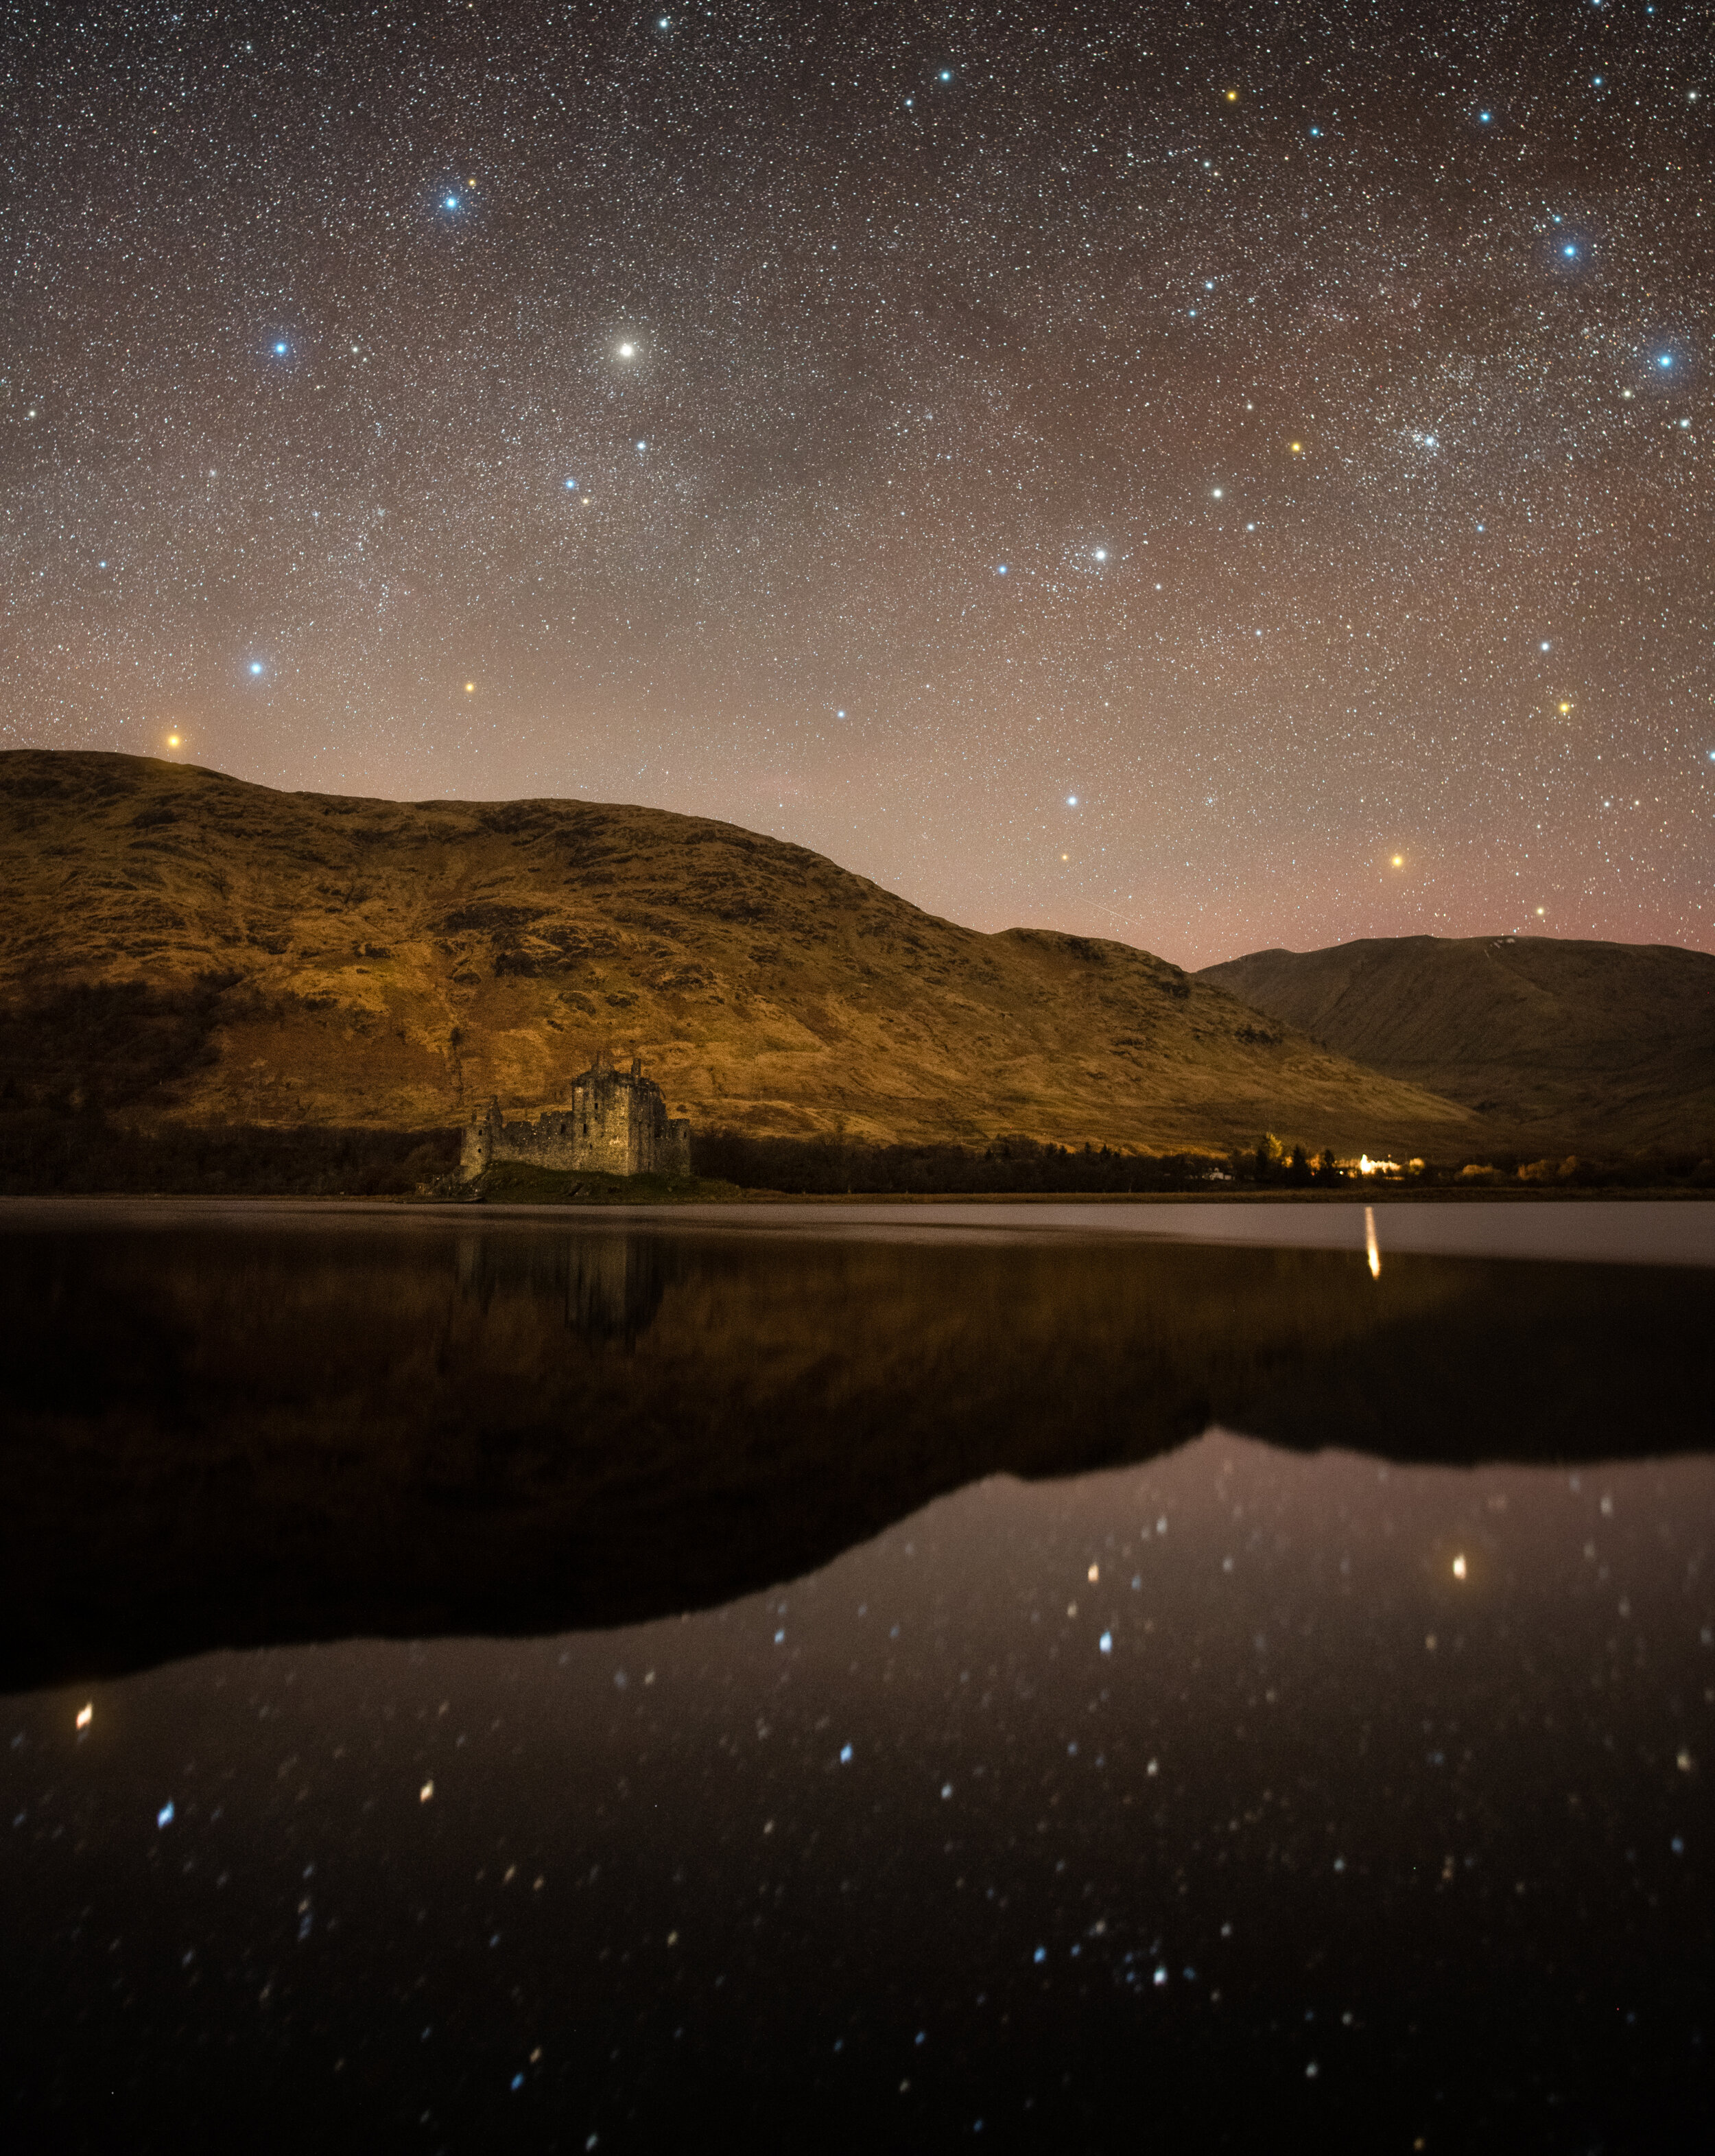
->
[3,1210,1713,2146]
[5,1435,1711,2146]
[0,1216,1710,1689]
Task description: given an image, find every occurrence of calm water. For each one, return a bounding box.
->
[3,1199,1713,2150]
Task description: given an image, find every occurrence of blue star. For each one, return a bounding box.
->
[1563,244,1578,257]
[1657,353,1673,369]
[444,194,460,211]
[939,69,952,82]
[1479,110,1492,123]
[995,564,1008,576]
[273,341,287,356]
[249,661,265,676]
[564,477,577,490]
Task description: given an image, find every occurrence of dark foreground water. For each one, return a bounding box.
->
[3,1199,1713,2151]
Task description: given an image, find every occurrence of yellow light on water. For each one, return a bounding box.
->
[1452,1554,1467,1580]
[75,1703,92,1729]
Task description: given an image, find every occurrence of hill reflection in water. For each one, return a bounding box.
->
[1,1212,1710,1690]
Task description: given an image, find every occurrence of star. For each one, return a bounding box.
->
[272,341,287,355]
[444,194,460,210]
[618,342,636,358]
[248,660,264,675]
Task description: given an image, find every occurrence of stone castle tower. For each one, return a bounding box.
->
[460,1048,691,1181]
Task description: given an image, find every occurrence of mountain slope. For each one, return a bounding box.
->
[0,751,1476,1153]
[1198,935,1715,1153]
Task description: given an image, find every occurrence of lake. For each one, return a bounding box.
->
[3,1197,1712,2149]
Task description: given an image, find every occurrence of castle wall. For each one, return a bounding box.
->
[460,1057,690,1180]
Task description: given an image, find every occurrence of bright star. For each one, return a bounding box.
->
[1563,244,1577,257]
[995,564,1008,575]
[444,195,459,210]
[1093,547,1107,561]
[836,709,846,718]
[273,342,287,355]
[1479,110,1492,122]
[635,438,647,450]
[1067,795,1078,806]
[1211,487,1223,497]
[618,342,636,358]
[1657,354,1673,369]
[565,477,577,489]
[1540,641,1551,651]
[939,69,951,81]
[248,661,264,675]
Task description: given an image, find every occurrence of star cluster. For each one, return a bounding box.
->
[3,0,1710,963]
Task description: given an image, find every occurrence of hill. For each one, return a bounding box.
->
[1198,935,1715,1154]
[0,751,1476,1155]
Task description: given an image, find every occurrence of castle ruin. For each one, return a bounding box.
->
[460,1049,691,1181]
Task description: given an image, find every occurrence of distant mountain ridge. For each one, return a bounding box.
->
[0,751,1474,1155]
[1198,934,1715,1154]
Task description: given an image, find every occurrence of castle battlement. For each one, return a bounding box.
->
[460,1048,691,1180]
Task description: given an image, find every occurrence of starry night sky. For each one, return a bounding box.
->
[4,1,1711,968]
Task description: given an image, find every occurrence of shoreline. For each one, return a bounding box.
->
[3,1190,1712,1268]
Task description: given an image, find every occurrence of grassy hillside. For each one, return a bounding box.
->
[1200,934,1715,1153]
[0,751,1476,1155]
